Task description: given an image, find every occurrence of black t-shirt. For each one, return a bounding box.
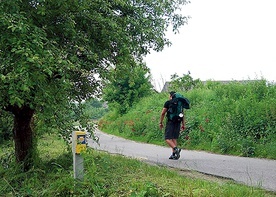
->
[164,100,170,109]
[164,100,171,119]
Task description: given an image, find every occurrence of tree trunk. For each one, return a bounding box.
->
[10,105,35,171]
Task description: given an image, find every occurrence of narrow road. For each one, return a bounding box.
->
[87,129,276,192]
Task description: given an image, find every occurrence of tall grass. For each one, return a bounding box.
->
[99,80,276,159]
[1,134,274,196]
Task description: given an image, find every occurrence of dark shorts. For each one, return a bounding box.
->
[164,121,181,140]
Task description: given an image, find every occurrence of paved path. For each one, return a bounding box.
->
[87,129,276,192]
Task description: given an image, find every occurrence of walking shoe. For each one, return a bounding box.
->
[174,148,181,160]
[169,154,176,160]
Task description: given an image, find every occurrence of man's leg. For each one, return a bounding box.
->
[165,122,181,159]
[171,123,181,159]
[165,139,181,159]
[165,139,177,153]
[173,139,181,159]
[170,138,181,159]
[165,139,176,149]
[165,122,176,150]
[172,139,177,147]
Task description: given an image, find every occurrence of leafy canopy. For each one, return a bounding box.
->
[103,62,153,115]
[0,0,189,130]
[169,73,202,92]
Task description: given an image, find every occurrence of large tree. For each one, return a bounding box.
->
[103,62,153,115]
[0,0,189,170]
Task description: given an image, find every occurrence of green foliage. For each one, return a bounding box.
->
[181,80,276,158]
[0,0,189,165]
[99,92,165,144]
[0,111,13,143]
[0,135,273,196]
[99,79,276,159]
[169,72,203,92]
[83,98,109,120]
[103,63,154,115]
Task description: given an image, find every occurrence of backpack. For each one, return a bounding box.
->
[168,92,190,122]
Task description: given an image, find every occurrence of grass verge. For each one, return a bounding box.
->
[0,134,275,196]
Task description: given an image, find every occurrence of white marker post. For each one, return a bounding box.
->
[72,131,86,181]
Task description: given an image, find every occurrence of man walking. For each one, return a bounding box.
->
[159,91,185,160]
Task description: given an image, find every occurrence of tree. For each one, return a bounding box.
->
[83,98,109,120]
[103,62,153,115]
[0,0,189,170]
[169,72,202,92]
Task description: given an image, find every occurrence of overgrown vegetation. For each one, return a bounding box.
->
[99,78,276,159]
[1,134,274,196]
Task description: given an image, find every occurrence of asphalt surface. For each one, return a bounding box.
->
[87,129,276,192]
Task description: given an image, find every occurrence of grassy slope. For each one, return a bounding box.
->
[99,81,276,159]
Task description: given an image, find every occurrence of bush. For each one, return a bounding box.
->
[0,111,13,143]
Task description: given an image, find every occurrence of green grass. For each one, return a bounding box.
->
[1,134,275,196]
[99,81,276,159]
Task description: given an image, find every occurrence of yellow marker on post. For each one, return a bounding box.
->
[75,131,86,154]
[72,131,87,181]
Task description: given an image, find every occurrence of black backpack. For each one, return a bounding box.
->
[168,92,190,122]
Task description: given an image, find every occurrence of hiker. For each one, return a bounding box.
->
[159,91,186,160]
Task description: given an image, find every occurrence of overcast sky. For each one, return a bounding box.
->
[144,0,276,91]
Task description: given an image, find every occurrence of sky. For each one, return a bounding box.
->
[144,0,276,91]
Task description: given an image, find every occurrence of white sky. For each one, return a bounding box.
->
[144,0,276,91]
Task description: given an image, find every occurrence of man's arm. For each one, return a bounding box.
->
[159,108,167,129]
